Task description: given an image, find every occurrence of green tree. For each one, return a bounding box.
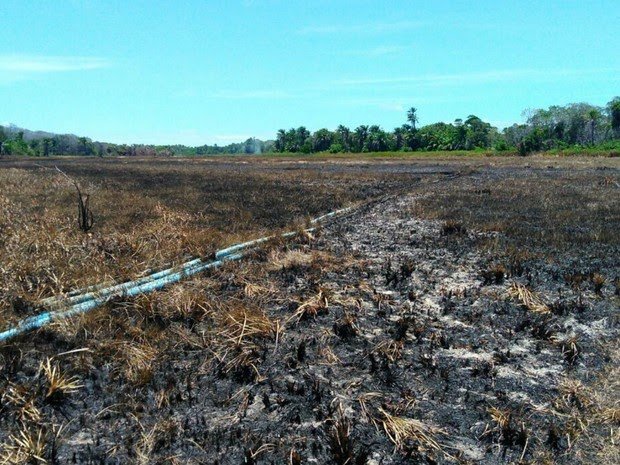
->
[78,137,96,156]
[392,126,406,150]
[296,127,311,153]
[336,125,351,151]
[367,125,389,151]
[464,115,492,149]
[607,97,620,138]
[3,131,32,156]
[417,122,459,150]
[353,125,369,152]
[275,129,286,152]
[586,108,602,145]
[40,137,56,157]
[453,119,467,149]
[0,126,6,156]
[312,128,333,152]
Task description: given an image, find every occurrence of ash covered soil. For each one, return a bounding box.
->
[1,164,619,464]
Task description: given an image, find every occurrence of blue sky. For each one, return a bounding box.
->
[1,0,619,145]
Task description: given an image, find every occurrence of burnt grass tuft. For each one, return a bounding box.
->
[0,155,618,464]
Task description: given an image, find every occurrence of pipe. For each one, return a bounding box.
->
[41,207,351,307]
[214,207,350,260]
[215,231,297,260]
[38,258,204,308]
[0,206,353,343]
[0,253,244,342]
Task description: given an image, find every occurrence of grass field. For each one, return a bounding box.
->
[0,156,416,324]
[0,154,618,464]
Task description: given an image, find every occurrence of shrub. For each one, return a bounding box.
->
[329,143,344,153]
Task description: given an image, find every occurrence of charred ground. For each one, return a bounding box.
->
[0,155,618,464]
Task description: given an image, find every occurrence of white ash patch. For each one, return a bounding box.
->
[440,348,494,362]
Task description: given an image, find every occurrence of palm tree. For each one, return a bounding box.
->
[275,129,286,152]
[312,129,333,152]
[336,125,351,151]
[393,126,405,150]
[407,107,418,131]
[354,125,369,152]
[367,125,388,151]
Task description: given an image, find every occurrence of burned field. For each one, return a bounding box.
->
[0,156,619,464]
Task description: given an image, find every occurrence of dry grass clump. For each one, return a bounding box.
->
[131,282,214,323]
[556,379,593,411]
[243,282,275,299]
[508,283,550,314]
[287,289,330,324]
[542,344,620,462]
[487,407,511,431]
[110,340,159,385]
[1,427,48,465]
[597,407,620,425]
[373,339,405,362]
[267,250,315,271]
[590,347,620,427]
[134,425,157,465]
[209,304,280,380]
[267,249,339,276]
[358,394,447,458]
[216,305,278,345]
[378,407,444,454]
[39,357,82,403]
[2,383,42,424]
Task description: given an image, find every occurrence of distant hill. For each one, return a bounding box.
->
[0,123,272,157]
[3,123,67,142]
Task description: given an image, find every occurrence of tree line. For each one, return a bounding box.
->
[0,126,270,157]
[1,97,618,157]
[274,98,620,155]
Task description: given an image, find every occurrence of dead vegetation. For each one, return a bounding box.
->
[0,155,618,464]
[287,288,330,324]
[39,357,82,403]
[0,158,399,326]
[208,303,281,382]
[508,282,551,314]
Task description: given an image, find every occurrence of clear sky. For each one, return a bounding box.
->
[1,0,619,145]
